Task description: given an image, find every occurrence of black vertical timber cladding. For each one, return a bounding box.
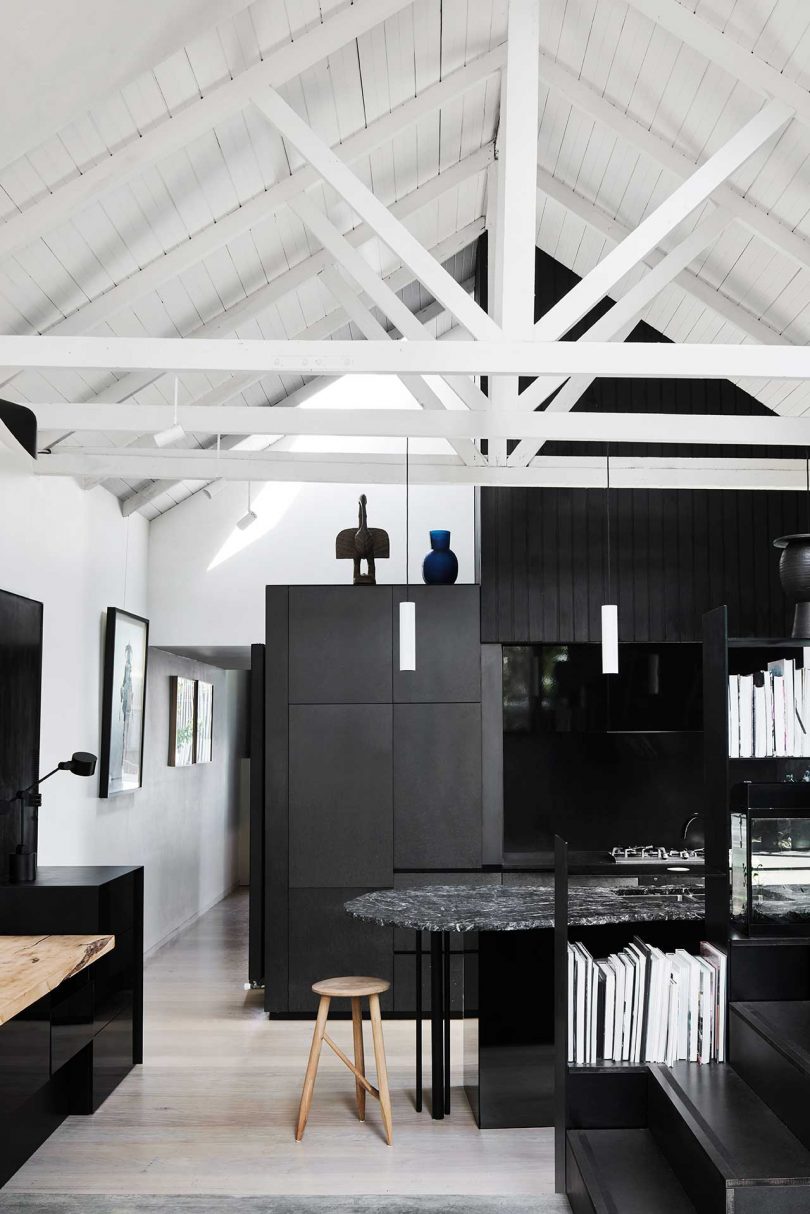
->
[481,486,806,643]
[248,643,265,987]
[265,589,289,1014]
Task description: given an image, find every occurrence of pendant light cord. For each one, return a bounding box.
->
[605,447,612,603]
[405,437,410,599]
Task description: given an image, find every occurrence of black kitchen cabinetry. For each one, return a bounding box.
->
[0,866,143,1186]
[260,585,483,1016]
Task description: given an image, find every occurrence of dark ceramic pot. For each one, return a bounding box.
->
[422,529,458,585]
[774,533,810,637]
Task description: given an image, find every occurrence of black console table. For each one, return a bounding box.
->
[0,866,143,1187]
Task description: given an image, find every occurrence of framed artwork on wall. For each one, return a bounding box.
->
[99,607,149,798]
[195,680,214,764]
[169,676,196,767]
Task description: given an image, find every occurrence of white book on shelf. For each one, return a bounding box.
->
[618,952,634,1062]
[665,967,679,1066]
[675,949,700,1062]
[610,955,625,1062]
[799,667,810,758]
[596,960,615,1062]
[700,941,728,1063]
[696,957,715,1065]
[753,675,767,758]
[573,945,586,1065]
[567,945,575,1064]
[738,674,755,758]
[588,952,597,1065]
[773,673,787,757]
[764,670,775,757]
[787,659,797,756]
[728,674,740,758]
[627,943,647,1065]
[674,955,691,1061]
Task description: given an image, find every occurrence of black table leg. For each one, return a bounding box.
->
[443,930,451,1113]
[430,931,444,1119]
[415,930,422,1113]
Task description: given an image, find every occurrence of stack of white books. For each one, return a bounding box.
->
[729,659,810,758]
[567,938,727,1067]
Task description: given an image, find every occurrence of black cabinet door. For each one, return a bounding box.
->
[393,586,481,703]
[289,705,393,888]
[394,703,483,868]
[289,587,392,704]
[288,888,394,1013]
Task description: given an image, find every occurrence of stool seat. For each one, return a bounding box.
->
[312,975,390,998]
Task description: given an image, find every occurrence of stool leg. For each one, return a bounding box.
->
[351,997,366,1122]
[295,995,331,1141]
[368,994,393,1146]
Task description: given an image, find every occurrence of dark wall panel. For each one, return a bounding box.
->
[393,585,480,703]
[288,586,392,704]
[288,887,393,1013]
[481,487,806,643]
[0,589,42,882]
[289,704,393,888]
[394,703,483,869]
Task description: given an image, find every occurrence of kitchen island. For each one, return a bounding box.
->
[347,881,705,1127]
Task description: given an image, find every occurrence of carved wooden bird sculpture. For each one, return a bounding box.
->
[335,494,390,584]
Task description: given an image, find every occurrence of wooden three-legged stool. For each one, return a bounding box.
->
[295,976,393,1146]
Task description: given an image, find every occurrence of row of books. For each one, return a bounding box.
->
[729,659,810,758]
[567,938,726,1066]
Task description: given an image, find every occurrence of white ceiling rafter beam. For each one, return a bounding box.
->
[30,408,810,446]
[0,46,504,393]
[8,336,810,378]
[535,168,786,348]
[35,450,810,491]
[76,148,492,408]
[0,0,418,265]
[318,266,484,467]
[252,87,501,340]
[507,207,730,465]
[532,98,792,343]
[487,0,540,462]
[114,290,466,515]
[625,0,810,131]
[537,51,810,275]
[291,192,488,414]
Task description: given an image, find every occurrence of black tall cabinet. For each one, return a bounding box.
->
[261,584,483,1015]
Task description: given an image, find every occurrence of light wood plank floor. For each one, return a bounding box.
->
[7,891,553,1197]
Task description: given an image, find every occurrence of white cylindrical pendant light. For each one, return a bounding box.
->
[601,604,619,674]
[399,600,416,671]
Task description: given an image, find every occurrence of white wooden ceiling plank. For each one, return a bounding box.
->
[24,138,78,196]
[183,25,233,94]
[284,0,321,39]
[173,261,223,327]
[12,241,84,320]
[93,188,166,272]
[580,0,632,97]
[760,267,810,334]
[222,229,269,300]
[128,170,189,254]
[184,129,242,223]
[212,111,267,206]
[0,157,48,215]
[604,5,657,113]
[224,7,263,75]
[248,0,293,56]
[53,115,110,174]
[572,225,609,281]
[200,246,249,316]
[356,21,391,127]
[672,63,739,164]
[441,0,469,75]
[556,0,597,78]
[298,60,343,150]
[753,0,810,71]
[132,289,184,340]
[539,91,575,179]
[743,122,810,217]
[593,142,643,226]
[241,108,292,191]
[327,42,367,143]
[88,93,140,160]
[156,154,215,238]
[40,220,117,305]
[558,109,599,194]
[151,49,201,115]
[120,72,171,139]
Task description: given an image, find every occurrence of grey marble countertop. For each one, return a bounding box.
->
[345,882,705,932]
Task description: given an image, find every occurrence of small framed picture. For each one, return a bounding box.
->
[195,681,214,764]
[169,676,196,767]
[99,608,149,798]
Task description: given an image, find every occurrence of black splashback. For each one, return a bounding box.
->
[0,589,43,880]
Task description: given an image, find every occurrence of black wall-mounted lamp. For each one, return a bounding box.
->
[4,751,97,884]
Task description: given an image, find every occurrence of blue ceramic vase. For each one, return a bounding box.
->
[422,529,458,585]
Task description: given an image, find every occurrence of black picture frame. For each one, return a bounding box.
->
[99,607,149,798]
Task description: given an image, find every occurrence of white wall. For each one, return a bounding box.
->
[0,466,243,952]
[149,480,475,647]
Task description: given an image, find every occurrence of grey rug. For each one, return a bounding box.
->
[0,1197,571,1213]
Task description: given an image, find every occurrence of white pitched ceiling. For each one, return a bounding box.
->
[2,0,810,515]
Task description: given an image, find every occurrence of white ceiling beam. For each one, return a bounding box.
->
[77,147,492,407]
[535,167,786,349]
[9,336,810,378]
[318,267,484,467]
[488,0,541,461]
[625,0,810,132]
[533,99,792,342]
[292,193,488,414]
[252,86,501,340]
[0,45,504,393]
[507,207,730,465]
[35,449,810,491]
[0,0,418,265]
[30,407,810,446]
[537,50,810,275]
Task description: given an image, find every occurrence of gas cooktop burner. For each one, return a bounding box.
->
[609,845,705,866]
